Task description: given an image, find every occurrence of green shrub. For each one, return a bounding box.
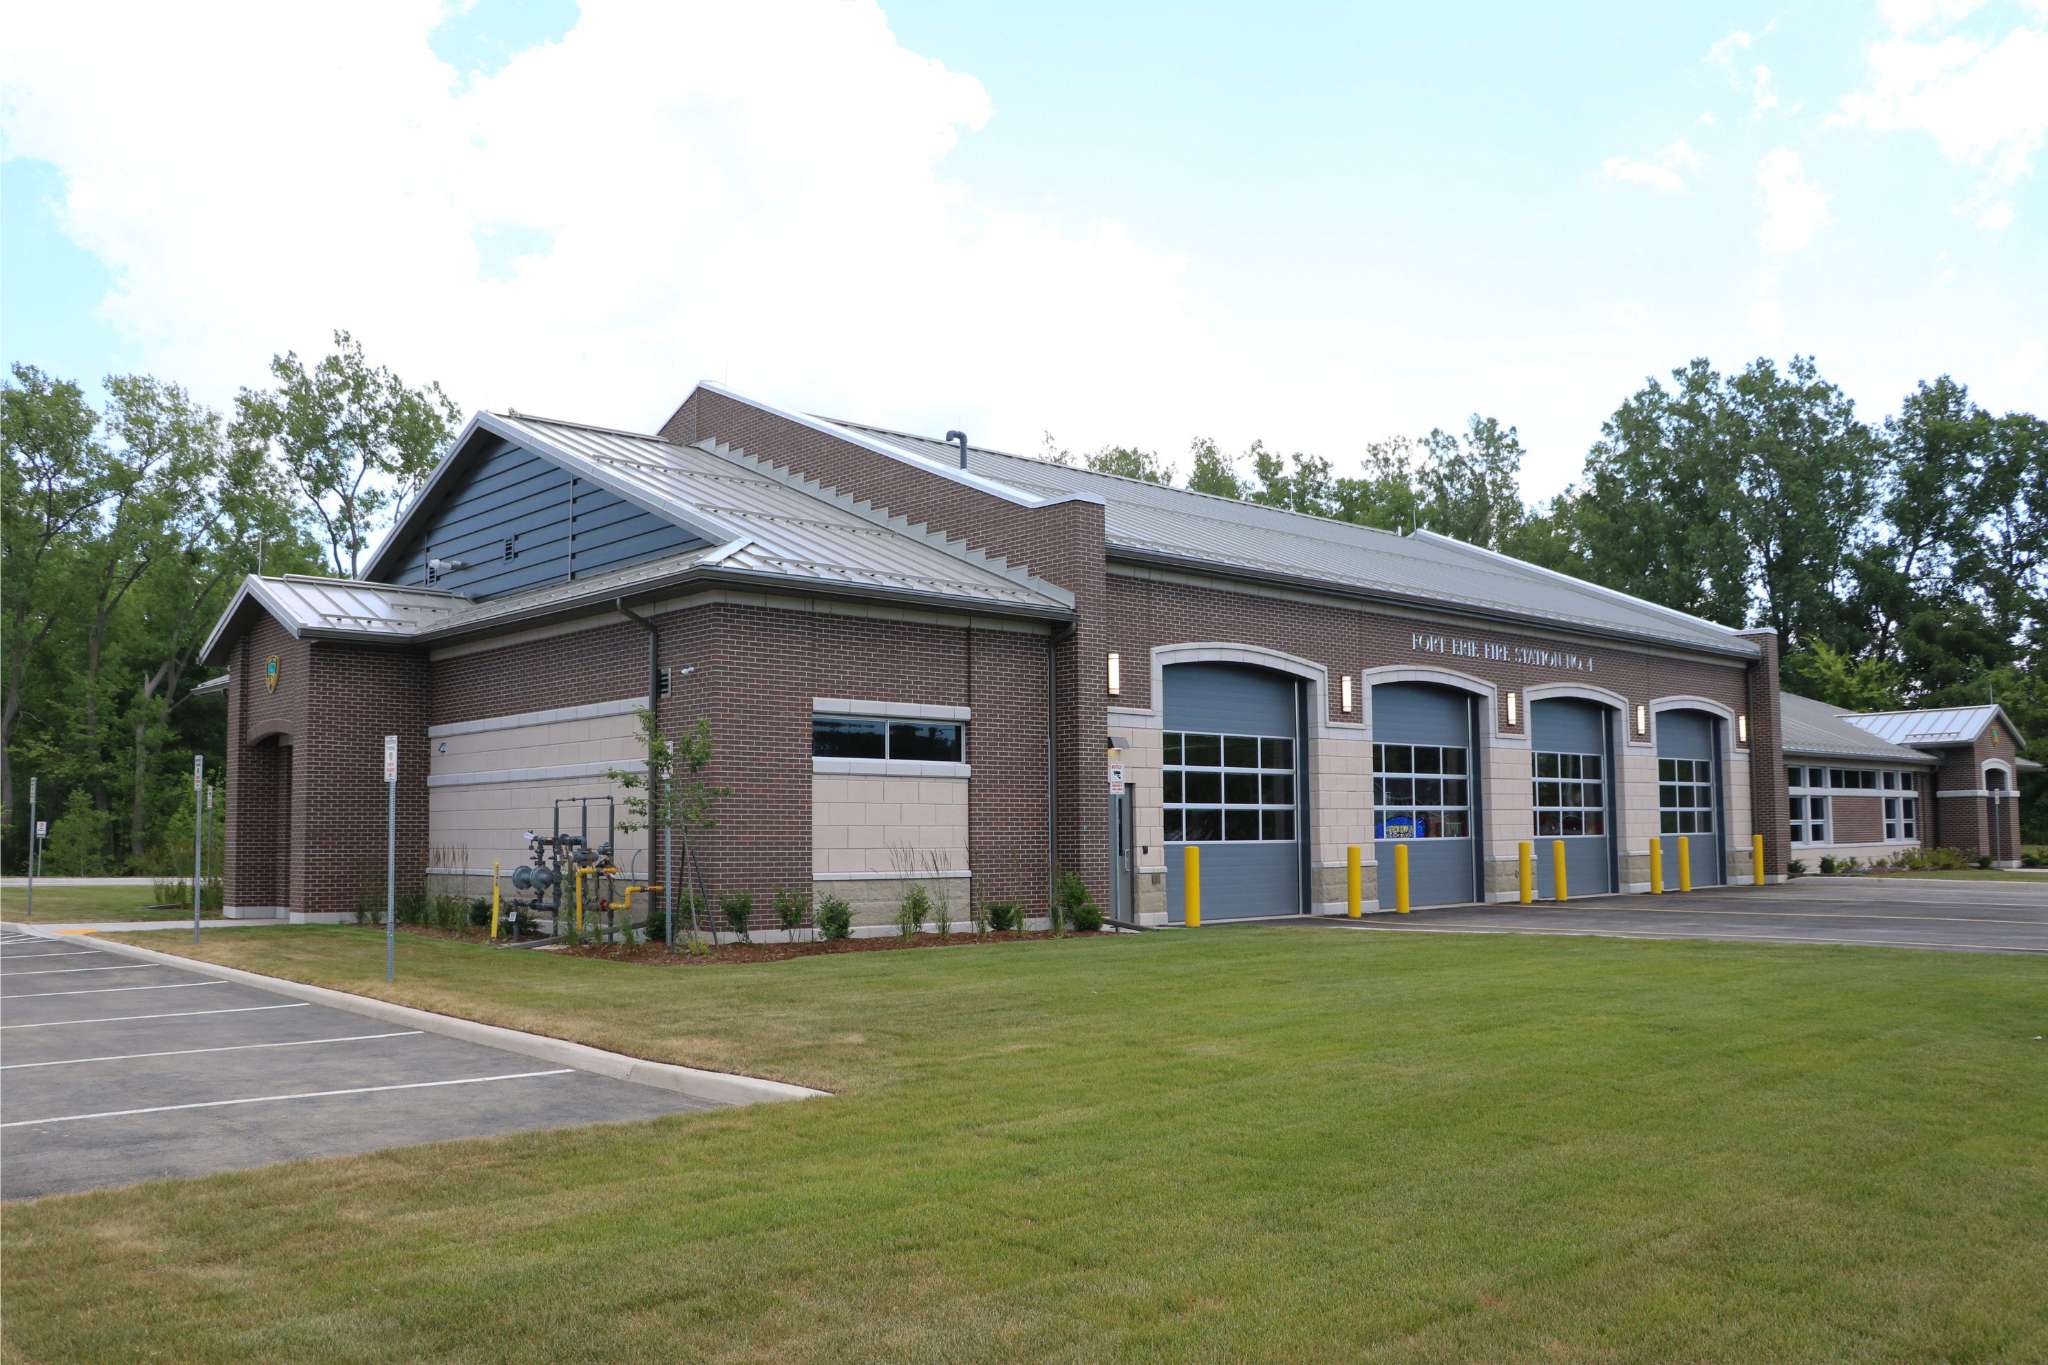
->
[1053,871,1100,936]
[721,891,754,943]
[985,901,1019,933]
[1818,855,1838,875]
[896,883,933,940]
[816,894,853,941]
[469,897,492,928]
[968,899,990,936]
[1788,859,1806,878]
[773,888,810,939]
[1975,854,1992,869]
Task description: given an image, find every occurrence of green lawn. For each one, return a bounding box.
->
[0,882,215,923]
[1860,869,2048,883]
[6,926,2045,1362]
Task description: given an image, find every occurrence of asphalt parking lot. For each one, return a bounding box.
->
[1281,875,2048,954]
[0,926,713,1199]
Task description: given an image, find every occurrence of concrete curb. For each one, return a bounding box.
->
[45,930,828,1108]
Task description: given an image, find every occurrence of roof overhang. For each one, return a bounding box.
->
[1782,744,1937,765]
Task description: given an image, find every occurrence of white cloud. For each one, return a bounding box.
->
[1879,0,1988,32]
[1705,29,1754,67]
[1704,29,1781,118]
[0,0,1211,449]
[1832,14,2048,202]
[1978,199,2016,228]
[1755,148,1832,253]
[1601,139,1702,193]
[1751,64,1780,113]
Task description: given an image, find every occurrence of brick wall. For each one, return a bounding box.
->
[1104,573,1756,737]
[669,388,1109,907]
[224,616,307,911]
[298,643,431,918]
[430,597,1058,926]
[1739,630,1789,878]
[1830,794,1882,844]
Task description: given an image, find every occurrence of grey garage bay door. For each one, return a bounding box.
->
[1372,683,1477,907]
[1163,663,1304,921]
[1656,710,1724,887]
[1530,698,1615,897]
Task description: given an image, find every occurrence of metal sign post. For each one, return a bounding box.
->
[192,756,204,944]
[24,777,36,920]
[384,735,398,982]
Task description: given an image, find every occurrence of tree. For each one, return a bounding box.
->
[1,366,105,822]
[1184,437,1246,499]
[233,331,460,578]
[1418,415,1527,550]
[608,708,726,949]
[41,786,111,876]
[1247,441,1335,515]
[1327,437,1424,533]
[1040,434,1173,484]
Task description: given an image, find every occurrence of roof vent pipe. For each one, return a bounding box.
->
[946,430,968,469]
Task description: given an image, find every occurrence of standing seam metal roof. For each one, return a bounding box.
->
[1779,692,1938,763]
[1840,704,2021,748]
[818,418,1756,657]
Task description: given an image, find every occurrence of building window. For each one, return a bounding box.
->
[1828,767,1877,790]
[1164,731,1296,843]
[1882,770,1919,841]
[812,715,964,763]
[1532,750,1605,837]
[1372,743,1470,840]
[1789,794,1829,846]
[1658,757,1715,835]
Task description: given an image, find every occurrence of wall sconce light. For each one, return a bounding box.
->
[1738,713,1749,744]
[1505,691,1519,727]
[1341,676,1354,714]
[1107,652,1120,696]
[1635,704,1648,737]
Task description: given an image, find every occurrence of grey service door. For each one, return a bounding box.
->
[1163,664,1304,922]
[1531,698,1615,897]
[1656,709,1725,887]
[1372,683,1478,907]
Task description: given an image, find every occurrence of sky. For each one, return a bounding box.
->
[2,0,2044,501]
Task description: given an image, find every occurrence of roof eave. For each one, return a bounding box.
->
[1107,544,1761,661]
[1783,745,1938,764]
[417,563,1074,648]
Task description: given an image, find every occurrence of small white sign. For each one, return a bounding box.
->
[1107,762,1126,795]
[34,821,47,839]
[193,754,204,789]
[383,735,399,783]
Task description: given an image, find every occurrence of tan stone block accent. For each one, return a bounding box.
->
[811,771,969,876]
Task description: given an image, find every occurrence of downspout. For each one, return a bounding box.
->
[1046,626,1062,910]
[614,599,696,948]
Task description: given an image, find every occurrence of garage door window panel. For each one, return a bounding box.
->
[1375,743,1470,839]
[1533,750,1605,838]
[1164,730,1296,845]
[1658,757,1715,835]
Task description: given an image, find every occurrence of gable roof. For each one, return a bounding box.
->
[1841,704,2025,750]
[205,411,1074,665]
[1780,692,1938,764]
[817,416,1758,659]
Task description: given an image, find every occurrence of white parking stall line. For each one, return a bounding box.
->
[0,964,155,977]
[0,948,108,959]
[0,1069,578,1128]
[0,1030,423,1070]
[1,1003,311,1030]
[1,981,222,999]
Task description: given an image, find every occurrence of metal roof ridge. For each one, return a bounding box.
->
[825,415,1419,544]
[472,412,749,550]
[691,438,1075,611]
[496,409,663,442]
[692,382,1101,511]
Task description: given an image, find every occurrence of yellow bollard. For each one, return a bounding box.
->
[1394,843,1411,914]
[1184,844,1201,927]
[1518,840,1533,905]
[1347,845,1362,918]
[1552,839,1569,902]
[1753,833,1766,887]
[1649,837,1663,895]
[490,860,501,940]
[1677,835,1692,892]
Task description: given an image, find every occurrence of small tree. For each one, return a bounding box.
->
[42,787,112,875]
[774,888,810,941]
[610,707,726,950]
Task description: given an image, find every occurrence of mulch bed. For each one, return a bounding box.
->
[560,928,1115,966]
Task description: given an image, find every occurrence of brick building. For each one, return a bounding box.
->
[197,382,2030,929]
